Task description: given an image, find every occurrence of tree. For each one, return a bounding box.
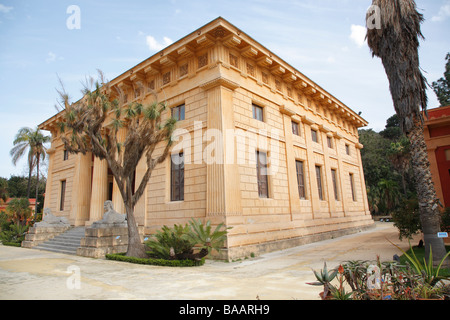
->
[28,128,50,218]
[379,114,403,141]
[56,71,176,258]
[10,127,36,198]
[6,198,32,226]
[10,127,50,215]
[432,53,450,107]
[366,0,447,264]
[387,137,411,196]
[0,178,8,203]
[377,179,401,213]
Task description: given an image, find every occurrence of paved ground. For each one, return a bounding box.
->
[0,222,420,300]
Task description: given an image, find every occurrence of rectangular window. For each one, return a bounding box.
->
[327,136,333,149]
[256,151,269,198]
[252,104,264,122]
[292,121,300,136]
[171,153,185,201]
[315,166,324,201]
[63,150,69,161]
[350,173,356,201]
[311,129,318,143]
[345,144,350,155]
[60,180,66,211]
[172,104,185,121]
[331,169,339,201]
[296,160,306,199]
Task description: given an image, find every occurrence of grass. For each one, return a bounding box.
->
[399,245,450,278]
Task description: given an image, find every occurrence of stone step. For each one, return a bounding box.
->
[33,227,85,255]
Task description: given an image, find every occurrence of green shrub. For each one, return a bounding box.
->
[0,223,28,246]
[145,223,193,259]
[105,253,205,267]
[144,219,231,261]
[391,197,421,240]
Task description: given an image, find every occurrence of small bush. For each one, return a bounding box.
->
[105,252,205,267]
[144,219,230,261]
[391,197,421,240]
[0,223,28,246]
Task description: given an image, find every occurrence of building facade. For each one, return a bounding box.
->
[424,105,450,208]
[39,18,374,259]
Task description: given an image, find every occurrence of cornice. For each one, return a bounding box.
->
[40,17,368,131]
[199,76,240,91]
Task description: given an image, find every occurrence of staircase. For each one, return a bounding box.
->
[34,227,85,255]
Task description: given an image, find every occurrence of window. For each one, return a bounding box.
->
[345,144,350,155]
[327,136,333,149]
[296,160,306,199]
[172,104,185,121]
[292,121,300,136]
[331,169,339,201]
[256,151,269,198]
[60,180,66,211]
[63,150,69,161]
[252,104,264,122]
[315,166,324,201]
[171,153,185,201]
[445,149,450,161]
[311,129,318,143]
[350,173,357,201]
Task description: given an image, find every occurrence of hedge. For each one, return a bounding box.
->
[105,252,205,267]
[1,241,22,247]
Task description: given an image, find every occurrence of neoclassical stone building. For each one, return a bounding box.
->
[39,17,374,259]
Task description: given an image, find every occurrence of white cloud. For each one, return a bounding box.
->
[46,51,64,63]
[0,4,13,13]
[349,24,367,48]
[146,36,173,51]
[432,2,450,22]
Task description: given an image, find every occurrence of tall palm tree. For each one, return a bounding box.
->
[10,127,35,198]
[10,127,50,217]
[378,179,401,213]
[366,0,447,264]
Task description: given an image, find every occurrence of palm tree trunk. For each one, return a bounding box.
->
[34,154,40,221]
[406,117,447,265]
[26,163,32,199]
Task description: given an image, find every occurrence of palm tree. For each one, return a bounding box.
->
[366,0,447,264]
[10,127,35,199]
[10,127,50,217]
[378,179,401,214]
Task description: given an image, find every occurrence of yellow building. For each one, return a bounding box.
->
[39,17,373,260]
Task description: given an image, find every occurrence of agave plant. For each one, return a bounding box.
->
[388,239,450,286]
[307,262,338,299]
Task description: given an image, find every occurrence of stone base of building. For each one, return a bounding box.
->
[22,226,71,249]
[77,226,145,259]
[220,222,376,262]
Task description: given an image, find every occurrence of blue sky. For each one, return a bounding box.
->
[0,0,449,178]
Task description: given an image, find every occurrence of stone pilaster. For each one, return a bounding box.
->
[280,106,299,220]
[88,157,109,225]
[70,152,92,226]
[43,144,55,210]
[200,77,242,222]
